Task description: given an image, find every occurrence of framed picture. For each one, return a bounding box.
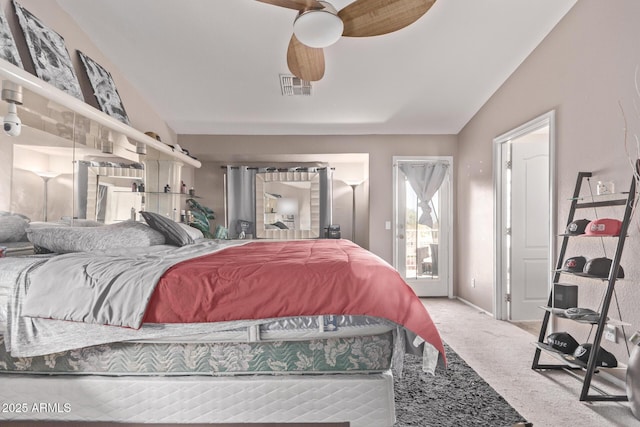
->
[78,51,130,125]
[13,0,83,100]
[0,6,22,68]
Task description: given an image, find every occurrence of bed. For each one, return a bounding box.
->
[0,218,445,426]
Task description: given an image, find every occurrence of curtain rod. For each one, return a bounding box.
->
[221,166,334,171]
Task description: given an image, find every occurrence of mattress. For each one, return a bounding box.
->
[0,371,396,426]
[0,330,394,375]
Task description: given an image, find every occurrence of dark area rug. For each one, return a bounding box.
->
[395,343,529,427]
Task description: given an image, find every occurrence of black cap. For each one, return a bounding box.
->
[565,219,590,235]
[562,256,586,273]
[573,343,618,367]
[584,257,625,279]
[564,307,605,323]
[545,332,579,354]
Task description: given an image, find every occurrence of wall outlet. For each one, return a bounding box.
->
[604,325,618,343]
[471,278,476,288]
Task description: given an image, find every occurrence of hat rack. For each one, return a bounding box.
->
[532,168,637,402]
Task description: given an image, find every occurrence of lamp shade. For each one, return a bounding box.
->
[293,3,343,48]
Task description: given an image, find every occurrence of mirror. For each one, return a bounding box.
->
[255,171,320,239]
[76,160,145,224]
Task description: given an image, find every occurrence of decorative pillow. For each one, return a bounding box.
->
[178,222,204,240]
[0,214,30,242]
[140,211,194,247]
[26,220,165,253]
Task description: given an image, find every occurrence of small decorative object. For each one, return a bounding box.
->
[131,182,137,192]
[181,181,187,194]
[138,182,145,193]
[78,50,130,125]
[213,225,228,240]
[0,6,22,68]
[596,180,614,196]
[144,131,161,141]
[13,0,83,100]
[163,184,170,193]
[237,219,252,239]
[189,187,195,196]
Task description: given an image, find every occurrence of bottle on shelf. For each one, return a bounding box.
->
[181,181,187,194]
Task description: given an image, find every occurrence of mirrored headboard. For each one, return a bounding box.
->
[255,170,321,239]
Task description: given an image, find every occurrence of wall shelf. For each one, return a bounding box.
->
[0,58,201,168]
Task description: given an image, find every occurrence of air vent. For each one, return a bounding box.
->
[280,74,312,96]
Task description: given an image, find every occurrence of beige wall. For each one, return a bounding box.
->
[0,0,176,145]
[179,134,457,264]
[457,0,640,363]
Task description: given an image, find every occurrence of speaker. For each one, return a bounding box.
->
[554,284,578,309]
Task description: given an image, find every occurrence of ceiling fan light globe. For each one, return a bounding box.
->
[293,8,343,48]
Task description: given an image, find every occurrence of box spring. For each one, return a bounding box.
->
[0,371,396,426]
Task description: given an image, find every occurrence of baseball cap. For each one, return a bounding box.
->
[562,256,587,273]
[584,257,625,279]
[564,307,606,323]
[571,343,618,368]
[564,219,590,236]
[585,218,622,236]
[544,332,579,355]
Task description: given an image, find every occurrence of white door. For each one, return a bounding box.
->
[393,157,452,297]
[508,130,550,320]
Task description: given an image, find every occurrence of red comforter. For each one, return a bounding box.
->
[143,239,445,361]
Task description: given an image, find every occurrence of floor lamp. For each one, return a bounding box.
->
[36,171,60,222]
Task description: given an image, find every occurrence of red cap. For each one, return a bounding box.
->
[585,218,622,236]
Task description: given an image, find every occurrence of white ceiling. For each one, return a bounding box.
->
[57,0,576,136]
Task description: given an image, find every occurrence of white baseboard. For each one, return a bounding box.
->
[455,296,494,317]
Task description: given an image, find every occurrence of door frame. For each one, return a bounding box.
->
[493,111,557,320]
[392,155,453,298]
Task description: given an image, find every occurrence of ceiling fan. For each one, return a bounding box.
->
[257,0,437,81]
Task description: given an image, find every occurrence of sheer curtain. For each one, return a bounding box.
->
[226,166,257,238]
[399,161,449,228]
[318,167,333,235]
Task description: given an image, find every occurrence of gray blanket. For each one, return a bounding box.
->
[22,240,247,328]
[5,241,275,357]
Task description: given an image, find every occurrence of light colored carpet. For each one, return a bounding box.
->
[422,297,640,427]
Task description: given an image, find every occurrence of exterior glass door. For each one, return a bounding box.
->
[393,157,451,297]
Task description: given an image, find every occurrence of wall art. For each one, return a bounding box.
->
[0,6,22,68]
[78,51,130,125]
[13,0,83,100]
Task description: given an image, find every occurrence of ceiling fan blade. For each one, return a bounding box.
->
[287,35,325,81]
[339,0,436,37]
[255,0,324,11]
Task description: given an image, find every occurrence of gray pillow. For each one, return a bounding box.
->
[178,222,204,240]
[140,211,194,246]
[26,220,165,253]
[0,214,30,242]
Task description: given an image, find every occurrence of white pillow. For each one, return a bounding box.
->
[0,214,29,242]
